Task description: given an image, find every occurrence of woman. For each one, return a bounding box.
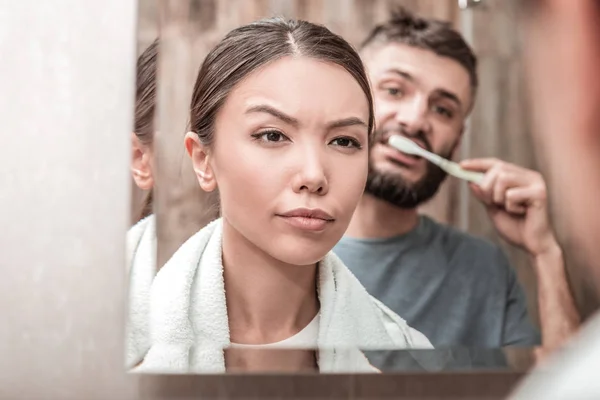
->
[130,39,157,222]
[129,18,431,374]
[126,38,158,370]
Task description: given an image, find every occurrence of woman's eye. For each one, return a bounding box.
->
[265,131,283,142]
[252,130,289,143]
[330,137,361,149]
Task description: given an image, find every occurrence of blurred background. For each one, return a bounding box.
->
[132,0,599,327]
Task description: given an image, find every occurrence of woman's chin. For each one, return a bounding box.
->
[268,223,348,265]
[269,244,333,267]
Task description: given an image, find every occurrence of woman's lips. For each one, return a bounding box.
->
[276,208,335,232]
[278,215,332,232]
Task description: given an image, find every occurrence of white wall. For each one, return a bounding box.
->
[0,1,139,398]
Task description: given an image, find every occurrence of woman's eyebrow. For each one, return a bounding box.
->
[246,104,367,131]
[326,117,368,131]
[245,104,299,127]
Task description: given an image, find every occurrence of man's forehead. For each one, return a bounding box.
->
[364,43,472,97]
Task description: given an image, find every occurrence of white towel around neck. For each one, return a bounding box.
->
[127,217,432,374]
[125,215,156,369]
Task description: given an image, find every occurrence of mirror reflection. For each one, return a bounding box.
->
[126,0,595,374]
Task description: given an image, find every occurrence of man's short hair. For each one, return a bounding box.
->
[361,7,478,91]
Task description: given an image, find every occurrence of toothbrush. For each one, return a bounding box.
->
[388,135,485,185]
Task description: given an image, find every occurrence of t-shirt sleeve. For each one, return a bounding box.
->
[499,248,542,346]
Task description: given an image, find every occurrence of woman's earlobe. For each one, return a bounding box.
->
[131,132,154,190]
[198,164,217,192]
[184,131,217,192]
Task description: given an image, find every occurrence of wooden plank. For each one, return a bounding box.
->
[140,0,600,325]
[140,371,524,399]
[154,0,220,268]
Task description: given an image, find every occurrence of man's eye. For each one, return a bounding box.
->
[433,106,453,119]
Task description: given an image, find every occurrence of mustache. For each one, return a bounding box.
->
[374,127,433,153]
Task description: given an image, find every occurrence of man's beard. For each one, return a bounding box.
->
[365,128,455,209]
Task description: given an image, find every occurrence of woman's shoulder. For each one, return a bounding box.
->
[126,214,156,272]
[127,215,156,247]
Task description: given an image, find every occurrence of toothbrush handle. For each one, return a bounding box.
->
[438,159,486,185]
[458,169,486,185]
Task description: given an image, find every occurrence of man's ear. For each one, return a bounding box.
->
[184,131,217,192]
[131,132,154,190]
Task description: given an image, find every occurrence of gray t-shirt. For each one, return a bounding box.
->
[334,215,541,347]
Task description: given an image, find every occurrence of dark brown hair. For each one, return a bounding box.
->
[134,38,159,146]
[134,39,158,220]
[189,17,374,147]
[361,7,478,90]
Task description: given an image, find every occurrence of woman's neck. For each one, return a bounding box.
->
[221,219,319,345]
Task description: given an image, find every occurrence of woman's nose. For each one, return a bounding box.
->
[291,147,329,195]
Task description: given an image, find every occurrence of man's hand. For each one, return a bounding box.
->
[462,158,581,352]
[460,158,558,257]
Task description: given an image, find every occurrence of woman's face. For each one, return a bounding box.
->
[187,56,370,266]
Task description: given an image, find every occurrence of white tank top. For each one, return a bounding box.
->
[230,313,320,349]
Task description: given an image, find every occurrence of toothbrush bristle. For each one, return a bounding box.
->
[389,135,419,155]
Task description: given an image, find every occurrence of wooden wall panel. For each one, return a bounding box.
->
[137,0,460,267]
[132,0,595,322]
[460,0,540,322]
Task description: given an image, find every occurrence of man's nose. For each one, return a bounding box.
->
[393,96,430,135]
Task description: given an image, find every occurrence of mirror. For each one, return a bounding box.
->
[127,0,597,374]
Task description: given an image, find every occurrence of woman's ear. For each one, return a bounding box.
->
[131,132,154,190]
[184,131,217,192]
